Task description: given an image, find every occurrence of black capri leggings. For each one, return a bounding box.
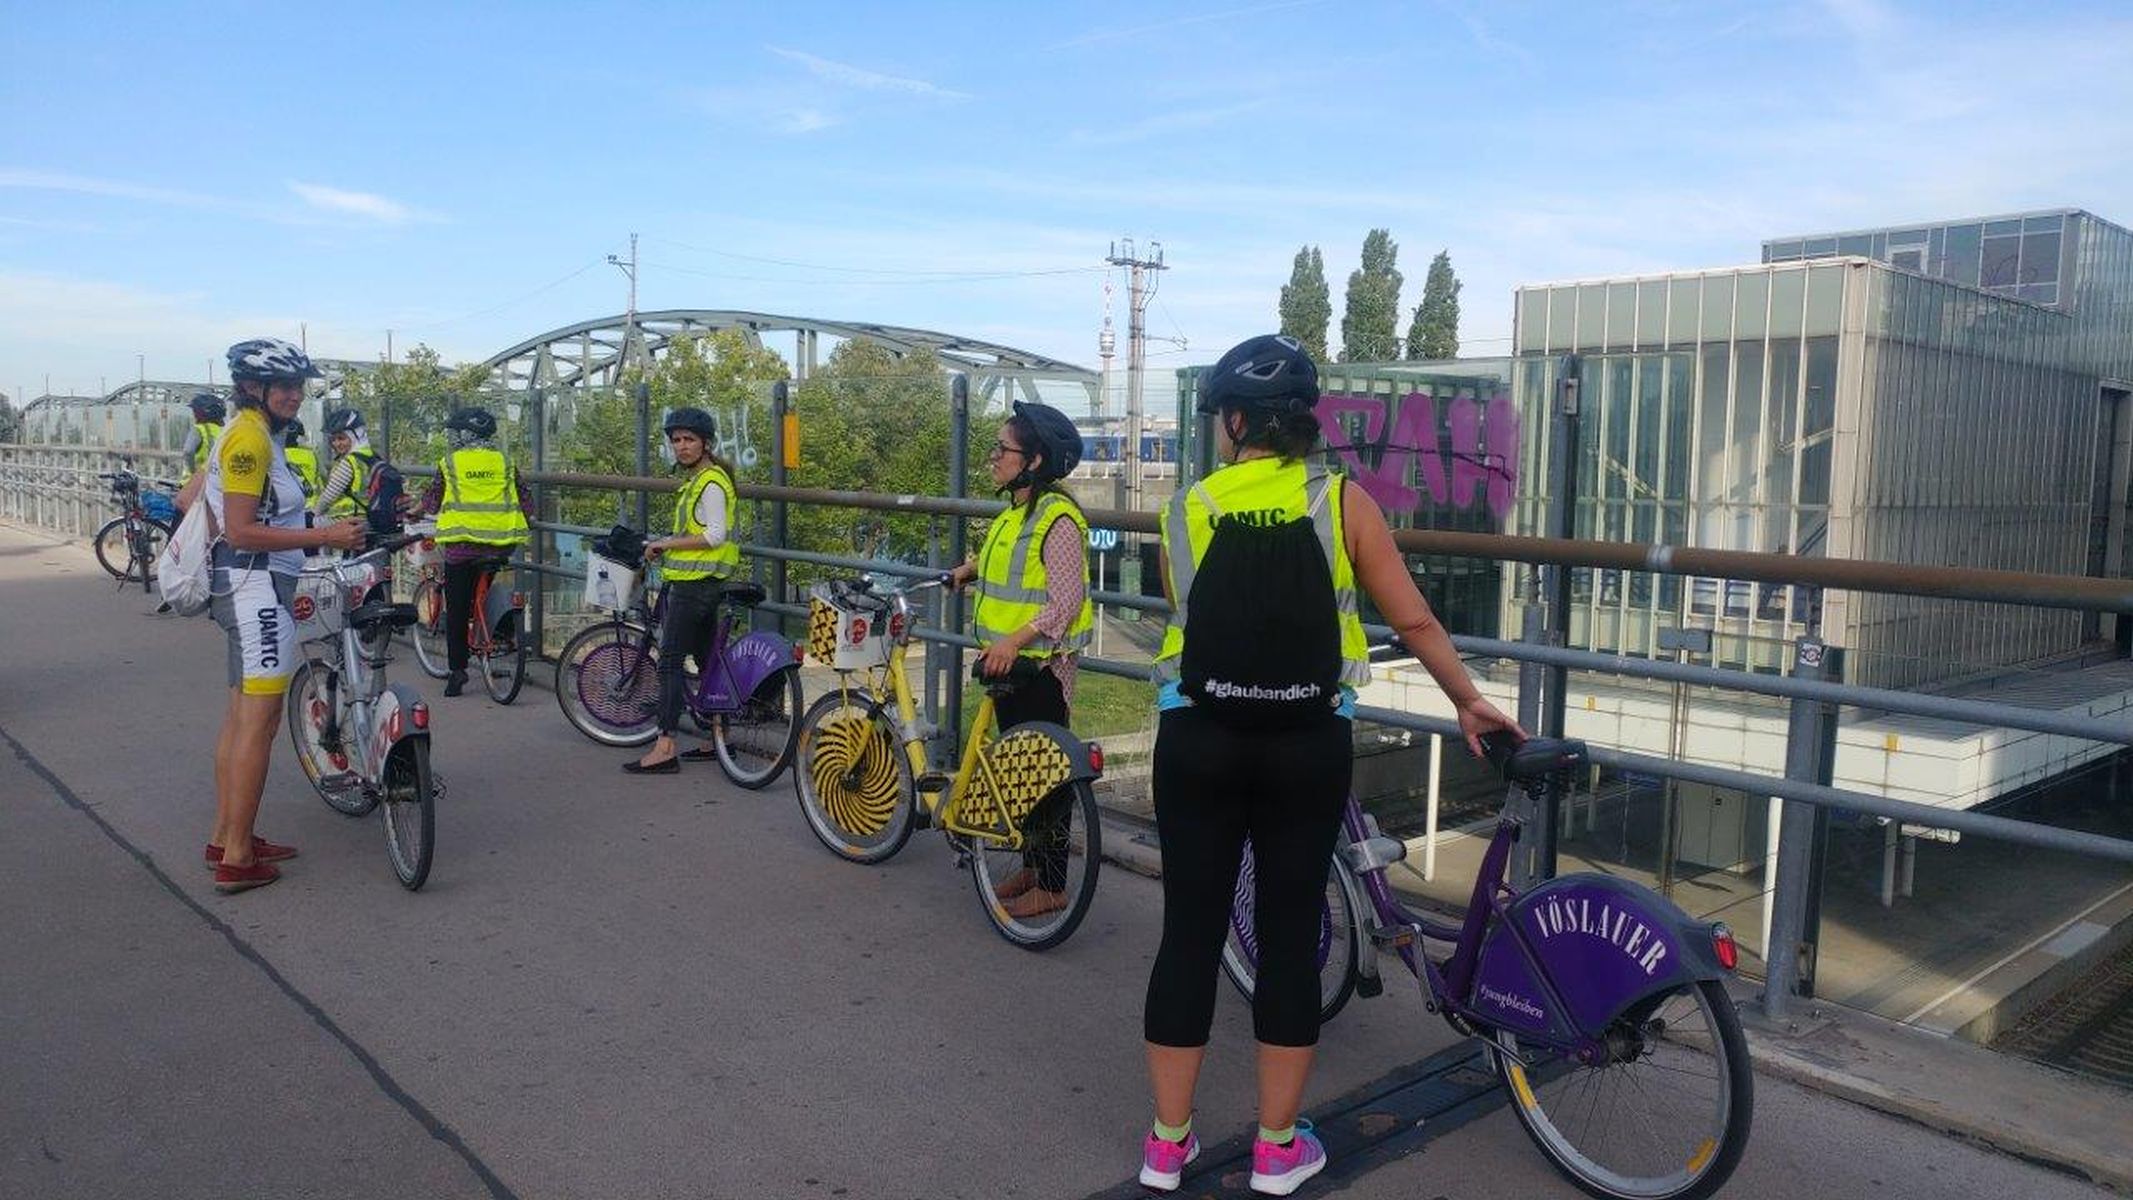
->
[658,577,724,735]
[1143,705,1352,1049]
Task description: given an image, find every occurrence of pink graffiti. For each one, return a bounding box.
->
[1316,390,1521,522]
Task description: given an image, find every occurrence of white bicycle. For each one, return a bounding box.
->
[284,526,441,890]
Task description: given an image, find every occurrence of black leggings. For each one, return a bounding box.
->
[1143,706,1352,1049]
[658,577,723,736]
[993,664,1072,892]
[443,555,508,673]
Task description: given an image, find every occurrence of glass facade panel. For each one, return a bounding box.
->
[1735,273,1770,335]
[1769,269,1806,337]
[1577,284,1607,349]
[1517,288,1549,352]
[1984,218,2023,236]
[1668,278,1701,345]
[1637,280,1668,348]
[1982,234,2020,288]
[1839,234,1871,257]
[1729,341,1764,524]
[1943,223,1982,286]
[1767,241,1802,261]
[1805,265,1845,334]
[2021,231,2062,285]
[1700,275,1735,340]
[1800,336,1838,509]
[1549,285,1577,349]
[1805,237,1837,256]
[1607,281,1638,350]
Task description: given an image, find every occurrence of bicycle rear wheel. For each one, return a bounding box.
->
[380,738,436,891]
[285,661,376,816]
[410,577,449,679]
[94,516,154,583]
[481,609,527,704]
[1490,977,1752,1200]
[1220,846,1362,1025]
[967,778,1101,951]
[793,690,914,864]
[554,620,661,746]
[712,667,802,789]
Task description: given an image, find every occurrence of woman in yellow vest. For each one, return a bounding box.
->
[315,407,377,520]
[625,407,742,774]
[282,417,320,498]
[1134,335,1522,1194]
[180,392,225,481]
[945,401,1094,917]
[419,407,530,696]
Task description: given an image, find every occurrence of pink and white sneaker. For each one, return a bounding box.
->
[1249,1120,1325,1195]
[1138,1129,1199,1192]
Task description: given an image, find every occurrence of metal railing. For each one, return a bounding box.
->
[6,441,2132,1025]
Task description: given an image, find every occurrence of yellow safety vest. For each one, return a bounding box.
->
[1152,457,1370,689]
[285,445,320,497]
[328,450,374,518]
[190,422,221,475]
[663,465,740,581]
[434,447,528,546]
[972,490,1094,657]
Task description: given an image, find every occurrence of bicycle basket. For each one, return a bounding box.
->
[807,581,892,671]
[141,489,178,524]
[583,549,639,613]
[294,560,384,641]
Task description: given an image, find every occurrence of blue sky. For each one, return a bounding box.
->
[4,0,2131,402]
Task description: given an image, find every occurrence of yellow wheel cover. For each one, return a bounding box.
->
[807,709,902,837]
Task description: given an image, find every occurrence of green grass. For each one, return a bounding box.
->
[959,667,1154,740]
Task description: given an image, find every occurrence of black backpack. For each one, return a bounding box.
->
[362,459,407,533]
[1176,470,1344,729]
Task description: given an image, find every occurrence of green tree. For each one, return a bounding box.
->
[1277,245,1331,362]
[1406,249,1462,360]
[335,344,494,469]
[1339,228,1403,362]
[0,393,18,443]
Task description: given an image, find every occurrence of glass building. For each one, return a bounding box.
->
[1510,209,2133,689]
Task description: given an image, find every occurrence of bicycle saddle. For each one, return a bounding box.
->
[721,581,767,607]
[1481,733,1589,783]
[348,600,420,630]
[970,657,1044,690]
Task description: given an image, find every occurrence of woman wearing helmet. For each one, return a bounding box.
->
[414,406,533,697]
[1134,335,1521,1193]
[180,392,226,481]
[282,417,320,498]
[944,400,1094,916]
[190,339,366,893]
[313,407,378,521]
[624,406,741,774]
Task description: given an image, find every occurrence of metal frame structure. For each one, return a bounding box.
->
[477,309,1096,407]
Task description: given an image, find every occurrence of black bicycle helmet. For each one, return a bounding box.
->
[284,417,307,442]
[189,392,226,422]
[1195,333,1319,415]
[227,337,323,383]
[444,407,497,439]
[662,407,717,439]
[323,407,365,435]
[1010,401,1083,481]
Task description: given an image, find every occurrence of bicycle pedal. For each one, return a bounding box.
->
[913,772,952,792]
[1356,975,1385,999]
[318,772,362,793]
[1371,925,1417,949]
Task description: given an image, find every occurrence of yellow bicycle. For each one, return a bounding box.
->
[792,573,1104,951]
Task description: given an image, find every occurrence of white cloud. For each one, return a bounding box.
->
[767,48,970,100]
[0,168,231,212]
[288,182,425,225]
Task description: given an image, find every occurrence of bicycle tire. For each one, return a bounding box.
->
[285,661,377,816]
[482,609,527,704]
[554,620,661,747]
[1490,977,1753,1200]
[410,577,450,680]
[1220,847,1363,1025]
[967,778,1101,952]
[134,518,172,591]
[93,516,144,583]
[793,689,915,864]
[712,667,802,790]
[380,737,436,891]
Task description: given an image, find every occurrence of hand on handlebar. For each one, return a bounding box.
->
[944,563,975,592]
[321,518,367,552]
[1455,695,1525,760]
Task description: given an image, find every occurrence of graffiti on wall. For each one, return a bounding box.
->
[1315,390,1521,523]
[661,403,761,469]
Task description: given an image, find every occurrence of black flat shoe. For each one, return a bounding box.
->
[622,757,679,775]
[678,747,720,762]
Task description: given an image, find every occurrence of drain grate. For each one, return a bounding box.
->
[1993,941,2133,1090]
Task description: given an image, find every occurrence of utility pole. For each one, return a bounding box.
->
[609,232,640,378]
[1106,238,1166,513]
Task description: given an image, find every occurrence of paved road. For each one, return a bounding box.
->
[0,524,2115,1200]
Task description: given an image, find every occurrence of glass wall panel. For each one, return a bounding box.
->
[1517,289,1549,352]
[1839,235,1873,256]
[2020,231,2062,285]
[1607,281,1638,350]
[1697,344,1729,514]
[1765,338,1803,549]
[1637,280,1668,349]
[1577,284,1607,348]
[1943,223,1982,286]
[1668,278,1701,345]
[1805,265,1846,334]
[1800,336,1838,508]
[1730,341,1765,520]
[1736,273,1770,336]
[1549,285,1577,349]
[1700,275,1735,340]
[1769,269,1806,337]
[1805,237,1837,256]
[1767,241,1802,261]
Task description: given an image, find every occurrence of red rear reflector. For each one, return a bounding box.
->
[1087,742,1104,773]
[411,702,430,731]
[792,642,806,661]
[1711,923,1738,972]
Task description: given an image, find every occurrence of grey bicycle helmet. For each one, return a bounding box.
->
[1196,334,1319,415]
[227,338,323,383]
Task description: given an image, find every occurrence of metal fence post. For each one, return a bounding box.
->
[1511,573,1550,888]
[942,374,970,763]
[634,382,651,534]
[1534,354,1582,880]
[771,380,790,636]
[1764,636,1840,1021]
[528,386,547,656]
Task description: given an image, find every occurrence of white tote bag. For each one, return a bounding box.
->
[155,500,218,616]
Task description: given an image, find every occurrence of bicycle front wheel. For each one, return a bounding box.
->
[481,609,527,704]
[380,738,436,891]
[410,577,449,680]
[1490,977,1753,1200]
[713,667,802,790]
[285,661,376,816]
[1220,846,1362,1025]
[968,778,1101,952]
[793,690,914,864]
[554,620,660,746]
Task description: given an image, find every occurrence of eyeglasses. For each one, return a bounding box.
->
[988,441,1028,462]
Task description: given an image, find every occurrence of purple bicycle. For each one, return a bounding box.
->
[553,534,804,789]
[1223,731,1753,1200]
